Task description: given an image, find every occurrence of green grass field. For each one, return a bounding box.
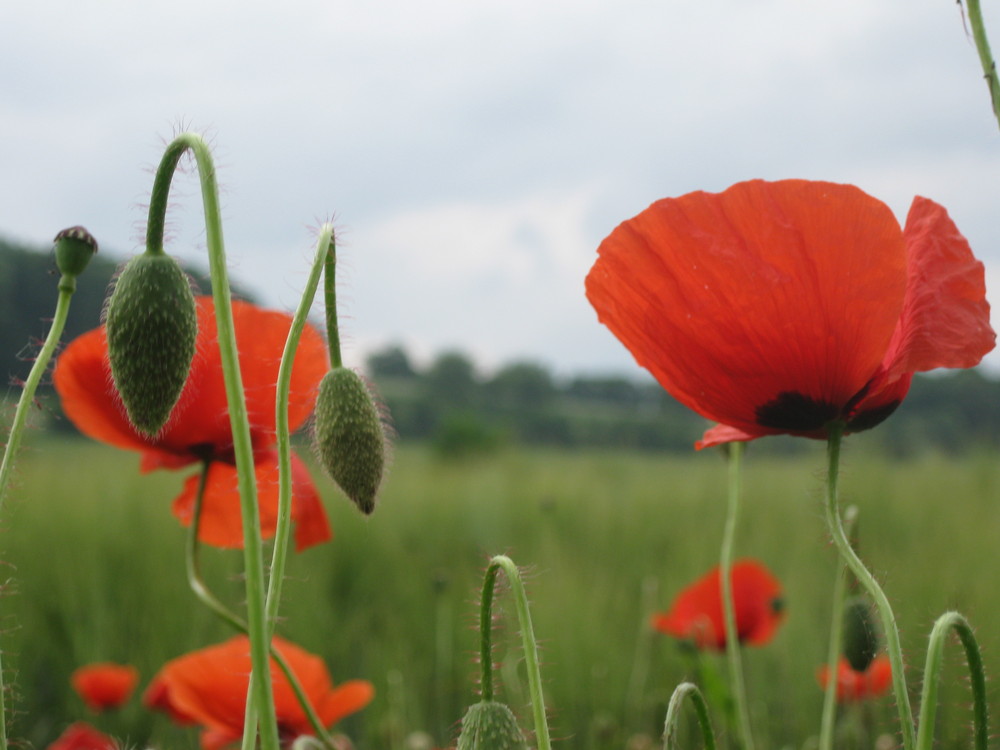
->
[2,432,997,750]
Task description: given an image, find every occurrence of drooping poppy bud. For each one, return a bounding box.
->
[313,367,387,514]
[456,701,528,750]
[104,250,197,436]
[54,226,99,282]
[842,596,879,672]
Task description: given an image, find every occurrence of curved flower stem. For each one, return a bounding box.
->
[963,0,1000,128]
[0,277,78,750]
[818,505,858,750]
[148,132,278,750]
[719,442,754,750]
[479,555,552,750]
[323,240,342,369]
[662,682,718,750]
[824,425,915,750]
[186,463,337,750]
[916,612,988,750]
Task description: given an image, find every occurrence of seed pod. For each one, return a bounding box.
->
[312,367,386,514]
[105,251,197,436]
[456,701,527,750]
[842,596,879,672]
[53,226,98,280]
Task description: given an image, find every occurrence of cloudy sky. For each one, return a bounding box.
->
[3,0,999,376]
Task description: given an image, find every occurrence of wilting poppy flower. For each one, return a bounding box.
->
[46,722,116,750]
[651,559,784,650]
[71,662,139,712]
[54,297,331,550]
[144,635,374,750]
[586,180,995,448]
[817,655,892,703]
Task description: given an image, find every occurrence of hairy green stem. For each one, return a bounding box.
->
[824,425,915,750]
[148,132,279,750]
[916,612,988,750]
[479,555,552,750]
[720,442,754,750]
[324,241,342,369]
[963,0,1000,128]
[662,682,718,750]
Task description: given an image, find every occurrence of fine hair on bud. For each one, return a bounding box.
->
[456,701,528,750]
[313,367,388,515]
[104,252,197,437]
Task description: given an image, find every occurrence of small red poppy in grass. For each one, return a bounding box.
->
[817,654,893,703]
[71,662,139,712]
[144,635,374,750]
[46,722,116,750]
[586,179,996,448]
[651,559,784,650]
[54,297,331,551]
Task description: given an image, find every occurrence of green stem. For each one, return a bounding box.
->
[0,279,77,750]
[915,612,988,750]
[719,442,754,750]
[964,0,1000,129]
[818,505,858,750]
[186,463,337,750]
[480,555,552,750]
[323,241,342,369]
[148,132,279,750]
[824,425,915,750]
[662,682,718,750]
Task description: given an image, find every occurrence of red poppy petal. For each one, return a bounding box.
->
[865,654,893,698]
[290,453,333,552]
[695,424,764,450]
[71,663,139,712]
[587,180,907,434]
[881,197,996,379]
[318,680,376,728]
[46,722,116,750]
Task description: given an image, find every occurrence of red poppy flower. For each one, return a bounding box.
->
[46,722,116,750]
[817,654,892,703]
[586,179,995,448]
[144,635,374,750]
[71,662,139,712]
[54,297,332,550]
[651,559,784,650]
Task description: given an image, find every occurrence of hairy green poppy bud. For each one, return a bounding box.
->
[54,226,98,280]
[105,251,197,436]
[313,367,387,514]
[842,596,879,672]
[456,701,527,750]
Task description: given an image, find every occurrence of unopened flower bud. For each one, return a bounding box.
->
[313,367,387,514]
[104,251,197,436]
[456,701,528,750]
[54,226,98,280]
[843,596,879,672]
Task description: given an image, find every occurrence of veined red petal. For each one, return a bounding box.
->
[587,180,907,436]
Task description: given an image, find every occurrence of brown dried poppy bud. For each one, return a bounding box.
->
[456,701,528,750]
[312,367,387,515]
[54,225,98,281]
[104,251,197,436]
[842,596,879,672]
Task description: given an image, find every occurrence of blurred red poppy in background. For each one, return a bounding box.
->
[46,722,116,750]
[817,655,892,703]
[71,662,139,712]
[144,635,374,750]
[652,559,784,649]
[586,179,995,449]
[54,297,331,551]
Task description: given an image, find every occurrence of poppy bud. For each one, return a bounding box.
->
[104,251,197,436]
[842,596,879,672]
[54,226,98,280]
[456,701,528,750]
[313,367,386,514]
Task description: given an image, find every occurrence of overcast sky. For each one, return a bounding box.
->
[3,0,999,377]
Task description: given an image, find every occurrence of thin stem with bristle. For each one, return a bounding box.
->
[323,238,342,369]
[963,0,1000,128]
[662,682,718,750]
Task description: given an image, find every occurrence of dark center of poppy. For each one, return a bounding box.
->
[755,391,840,431]
[770,596,785,615]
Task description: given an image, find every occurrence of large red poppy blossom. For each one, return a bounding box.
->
[651,559,784,650]
[46,722,116,750]
[71,662,139,712]
[54,297,332,550]
[586,179,995,448]
[144,635,374,750]
[817,654,892,703]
